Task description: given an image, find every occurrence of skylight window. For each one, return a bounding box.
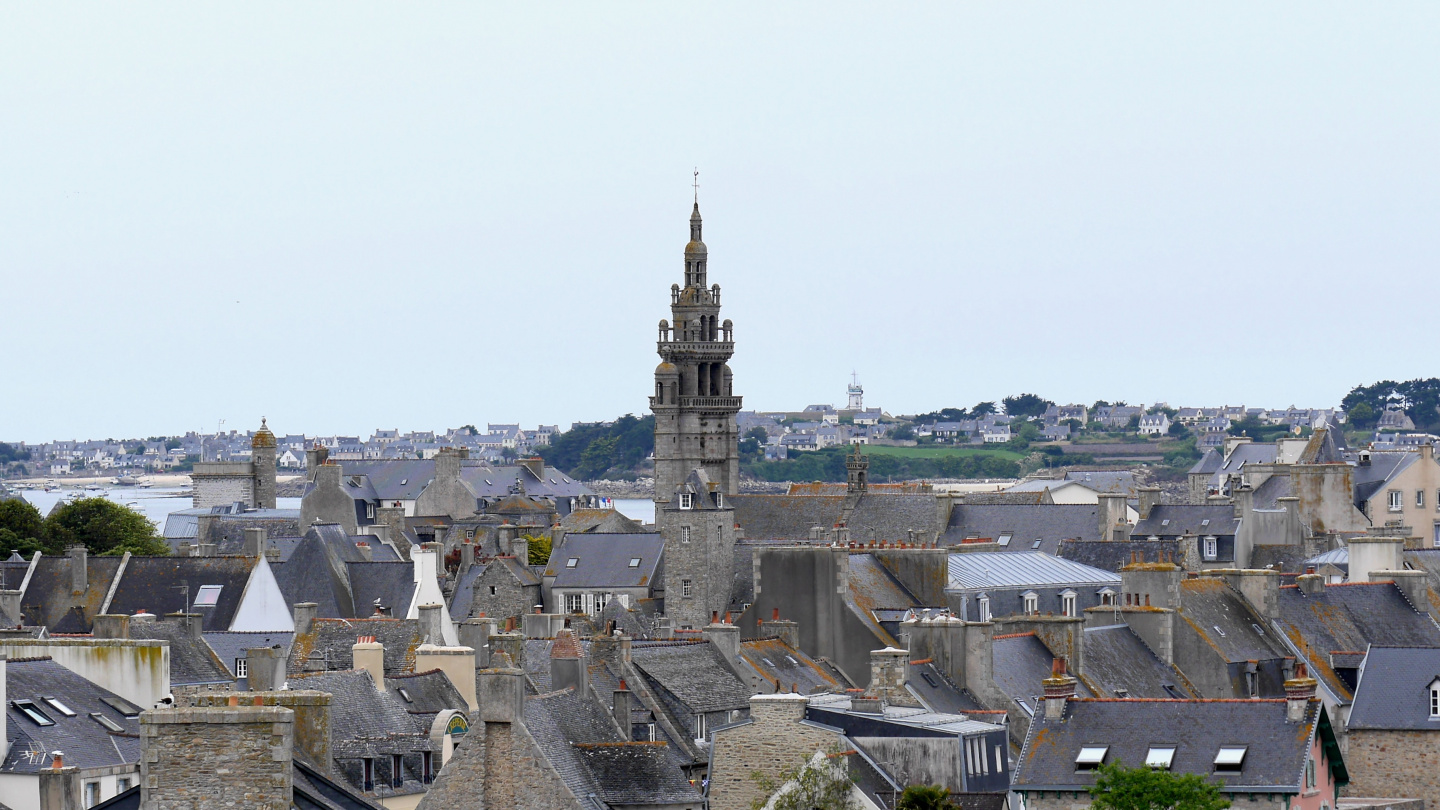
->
[566,558,579,568]
[1214,746,1247,771]
[1076,746,1108,769]
[1032,540,1043,549]
[1146,746,1176,769]
[91,713,123,733]
[13,700,55,726]
[102,696,141,717]
[193,585,223,607]
[997,534,1012,547]
[400,479,407,486]
[1160,519,1170,527]
[43,697,76,717]
[628,558,642,568]
[397,688,412,703]
[1200,519,1211,527]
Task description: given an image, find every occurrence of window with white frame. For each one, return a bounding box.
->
[682,579,693,598]
[1203,536,1218,560]
[715,492,724,508]
[680,526,691,543]
[1022,592,1038,615]
[1430,679,1440,718]
[1061,590,1077,618]
[235,657,248,678]
[1099,588,1115,606]
[978,595,991,622]
[694,713,707,740]
[1389,490,1404,512]
[1305,756,1316,788]
[565,593,584,613]
[1420,490,1427,508]
[85,783,100,807]
[679,493,693,510]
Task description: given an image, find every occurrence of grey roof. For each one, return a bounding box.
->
[17,554,125,633]
[946,552,1120,592]
[630,640,752,713]
[106,556,260,632]
[1081,624,1195,699]
[521,689,622,803]
[846,494,944,540]
[992,633,1093,704]
[1247,545,1313,573]
[346,563,417,621]
[1348,646,1440,730]
[1013,699,1336,792]
[1063,470,1138,497]
[289,618,423,676]
[203,630,295,678]
[126,618,234,686]
[0,657,142,773]
[1352,452,1418,506]
[327,460,432,501]
[1178,578,1286,664]
[549,533,664,590]
[1131,505,1240,539]
[942,504,1104,550]
[287,669,418,742]
[729,494,846,541]
[1274,581,1440,700]
[739,637,844,695]
[572,744,703,806]
[1306,548,1349,566]
[386,669,466,718]
[459,461,593,500]
[806,692,1007,736]
[1058,539,1181,573]
[904,662,987,714]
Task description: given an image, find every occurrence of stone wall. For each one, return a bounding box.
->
[416,720,584,810]
[470,563,539,624]
[1344,730,1440,807]
[191,463,256,509]
[140,704,294,810]
[707,694,844,810]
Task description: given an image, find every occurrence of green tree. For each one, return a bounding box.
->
[536,415,655,479]
[750,746,858,810]
[1003,394,1054,419]
[897,784,951,810]
[164,438,183,451]
[1167,421,1190,439]
[0,498,54,556]
[970,401,997,417]
[1088,760,1230,810]
[1345,402,1377,430]
[523,534,552,566]
[45,498,169,556]
[0,443,32,464]
[130,444,147,456]
[888,424,916,441]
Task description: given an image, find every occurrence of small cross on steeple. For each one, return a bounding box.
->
[693,168,699,204]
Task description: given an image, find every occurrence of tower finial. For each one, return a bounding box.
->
[693,168,699,205]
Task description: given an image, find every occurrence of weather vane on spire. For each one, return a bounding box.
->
[693,167,699,204]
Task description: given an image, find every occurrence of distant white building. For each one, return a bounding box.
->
[1138,413,1171,436]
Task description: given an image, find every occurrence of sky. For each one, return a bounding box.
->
[3,4,1439,443]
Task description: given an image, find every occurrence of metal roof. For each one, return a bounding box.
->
[807,693,1004,735]
[946,551,1119,591]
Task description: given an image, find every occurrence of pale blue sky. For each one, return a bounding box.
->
[3,4,1438,442]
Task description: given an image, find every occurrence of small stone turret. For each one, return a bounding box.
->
[251,418,277,510]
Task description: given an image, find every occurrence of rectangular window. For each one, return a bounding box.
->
[679,493,693,510]
[682,579,694,598]
[716,492,724,508]
[117,778,132,793]
[680,526,691,543]
[629,558,642,568]
[1306,756,1316,788]
[102,696,142,717]
[43,697,76,717]
[1023,594,1038,615]
[91,712,123,732]
[422,751,434,784]
[363,758,375,792]
[235,657,248,678]
[978,597,991,622]
[1146,746,1176,769]
[565,593,584,613]
[1204,537,1218,560]
[997,533,1012,547]
[1062,594,1076,618]
[392,754,404,788]
[13,700,54,726]
[1389,490,1404,512]
[566,557,579,568]
[647,722,657,741]
[1430,687,1439,717]
[85,782,100,807]
[1075,746,1108,770]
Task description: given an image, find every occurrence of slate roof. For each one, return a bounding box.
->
[1348,646,1440,730]
[522,689,623,803]
[1274,581,1440,700]
[572,743,703,806]
[1014,699,1343,792]
[1058,540,1181,573]
[1178,578,1285,664]
[287,669,419,742]
[105,556,258,631]
[346,563,417,621]
[1063,471,1138,497]
[386,669,466,719]
[992,633,1093,705]
[126,618,234,686]
[846,494,943,541]
[17,554,124,633]
[946,552,1120,591]
[1351,452,1416,506]
[739,637,842,695]
[289,618,423,675]
[942,504,1103,551]
[905,661,987,714]
[328,460,432,501]
[1131,505,1240,539]
[555,508,643,536]
[0,657,142,773]
[1248,545,1313,573]
[459,461,593,500]
[729,494,847,541]
[204,630,295,679]
[630,641,752,713]
[549,533,664,590]
[1081,624,1194,699]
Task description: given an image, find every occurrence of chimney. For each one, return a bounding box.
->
[293,602,318,636]
[435,449,462,487]
[245,645,286,691]
[490,632,525,670]
[549,629,587,695]
[1349,533,1406,583]
[1375,569,1429,611]
[414,644,479,712]
[141,701,295,808]
[1098,494,1128,541]
[354,541,373,562]
[196,543,217,558]
[459,617,500,668]
[243,527,267,559]
[1042,657,1078,720]
[1233,482,1254,520]
[613,679,632,739]
[418,603,447,645]
[1138,486,1162,521]
[762,608,800,649]
[38,756,81,810]
[305,444,329,474]
[478,655,525,724]
[66,545,86,594]
[433,525,447,549]
[0,590,21,626]
[1285,662,1318,722]
[862,647,917,706]
[460,541,475,571]
[1296,574,1325,596]
[702,612,741,669]
[353,636,386,689]
[1218,570,1280,622]
[166,612,204,640]
[92,614,130,640]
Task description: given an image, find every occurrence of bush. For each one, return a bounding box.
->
[45,498,169,556]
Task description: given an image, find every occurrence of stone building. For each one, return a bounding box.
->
[1345,646,1440,808]
[190,418,279,509]
[652,202,741,630]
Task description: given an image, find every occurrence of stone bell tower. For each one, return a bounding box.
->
[652,194,742,629]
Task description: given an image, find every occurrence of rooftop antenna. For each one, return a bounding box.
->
[692,168,699,204]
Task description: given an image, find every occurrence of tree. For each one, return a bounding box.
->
[1343,378,1440,432]
[1089,760,1230,810]
[523,534,552,566]
[896,784,951,810]
[970,401,997,417]
[1167,421,1190,439]
[0,443,32,464]
[1003,394,1054,419]
[536,415,655,479]
[750,746,858,810]
[460,424,478,436]
[888,424,916,441]
[1346,402,1377,430]
[0,499,53,556]
[45,498,170,556]
[130,444,146,456]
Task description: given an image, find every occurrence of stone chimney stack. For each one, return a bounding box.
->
[38,755,81,810]
[478,654,525,725]
[245,645,286,691]
[1098,494,1128,541]
[305,444,329,477]
[1350,532,1406,583]
[1296,574,1325,595]
[353,636,386,690]
[862,646,921,707]
[761,608,800,649]
[1138,486,1162,521]
[612,679,632,738]
[140,701,295,809]
[243,527,267,559]
[459,617,500,668]
[354,541,373,562]
[549,629,588,695]
[1233,482,1254,520]
[92,614,130,639]
[1042,657,1078,720]
[414,643,478,712]
[293,602,318,636]
[1285,662,1318,722]
[0,590,22,626]
[1374,569,1430,611]
[703,612,741,666]
[418,603,447,645]
[460,540,475,571]
[1218,569,1280,621]
[66,545,86,595]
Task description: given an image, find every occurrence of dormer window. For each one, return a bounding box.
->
[1061,590,1077,618]
[715,492,724,509]
[1203,536,1218,561]
[1075,746,1108,770]
[1023,591,1038,615]
[1214,746,1247,771]
[1145,746,1176,769]
[1099,588,1116,606]
[679,493,694,510]
[977,595,991,622]
[1430,678,1440,718]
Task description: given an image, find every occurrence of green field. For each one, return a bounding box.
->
[860,444,1026,461]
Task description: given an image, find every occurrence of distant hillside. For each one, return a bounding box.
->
[535,415,655,480]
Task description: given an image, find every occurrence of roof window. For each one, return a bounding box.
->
[1160,519,1170,527]
[1146,746,1176,769]
[102,696,142,717]
[193,585,223,607]
[400,478,407,485]
[43,697,76,717]
[13,700,55,726]
[1032,540,1043,549]
[91,713,124,733]
[566,558,579,568]
[629,558,642,568]
[1200,519,1210,527]
[1214,746,1247,771]
[997,533,1012,547]
[1075,746,1108,769]
[397,687,412,703]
